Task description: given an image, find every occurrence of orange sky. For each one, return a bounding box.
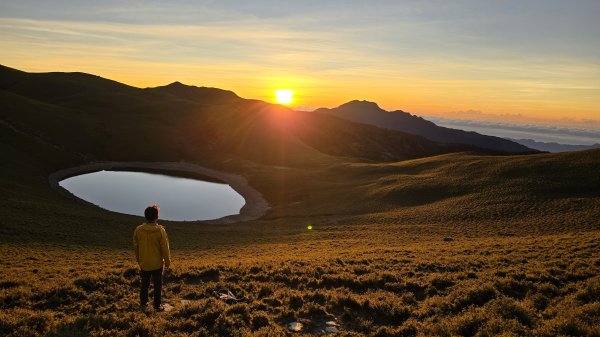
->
[1,1,599,128]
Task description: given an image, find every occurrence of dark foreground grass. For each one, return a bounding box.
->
[2,229,599,337]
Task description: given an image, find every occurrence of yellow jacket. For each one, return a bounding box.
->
[133,223,171,271]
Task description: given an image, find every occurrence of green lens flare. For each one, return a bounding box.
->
[307,225,313,230]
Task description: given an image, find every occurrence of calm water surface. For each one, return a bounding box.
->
[59,170,246,221]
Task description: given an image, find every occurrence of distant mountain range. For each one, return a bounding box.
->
[0,65,501,167]
[314,100,534,153]
[509,138,600,153]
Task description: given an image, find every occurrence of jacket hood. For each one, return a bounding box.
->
[139,223,162,232]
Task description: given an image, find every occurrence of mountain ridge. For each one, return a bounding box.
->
[314,100,535,153]
[147,81,241,104]
[0,64,495,167]
[509,138,600,153]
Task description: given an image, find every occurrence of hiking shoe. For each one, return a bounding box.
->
[154,305,165,313]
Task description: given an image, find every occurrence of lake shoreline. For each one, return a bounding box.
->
[48,161,270,224]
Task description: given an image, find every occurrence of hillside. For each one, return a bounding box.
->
[1,65,599,336]
[0,65,488,167]
[1,130,599,336]
[314,100,535,153]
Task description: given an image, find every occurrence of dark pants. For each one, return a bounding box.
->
[140,268,163,309]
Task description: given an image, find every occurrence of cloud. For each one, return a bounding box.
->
[427,117,600,145]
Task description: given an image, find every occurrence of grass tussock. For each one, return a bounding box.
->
[1,231,599,336]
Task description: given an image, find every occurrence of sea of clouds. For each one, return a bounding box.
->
[426,117,600,146]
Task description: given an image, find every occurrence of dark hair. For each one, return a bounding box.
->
[144,205,159,222]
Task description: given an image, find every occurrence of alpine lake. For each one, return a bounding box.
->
[59,170,246,221]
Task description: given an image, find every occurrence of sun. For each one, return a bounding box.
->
[275,89,294,105]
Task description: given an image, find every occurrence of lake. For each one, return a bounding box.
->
[59,170,246,221]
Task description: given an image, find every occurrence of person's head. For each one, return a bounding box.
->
[144,204,160,223]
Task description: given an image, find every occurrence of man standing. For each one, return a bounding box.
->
[133,204,171,312]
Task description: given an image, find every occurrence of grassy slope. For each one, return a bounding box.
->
[1,64,496,165]
[0,66,599,336]
[2,126,599,336]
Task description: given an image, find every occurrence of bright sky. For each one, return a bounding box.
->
[1,1,599,127]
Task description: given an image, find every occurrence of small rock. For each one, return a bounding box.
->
[325,321,339,327]
[288,322,303,332]
[180,300,191,305]
[443,236,454,242]
[324,326,338,334]
[161,303,174,312]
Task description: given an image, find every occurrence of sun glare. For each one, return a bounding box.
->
[275,89,294,105]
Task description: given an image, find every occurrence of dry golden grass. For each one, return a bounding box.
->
[1,228,599,336]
